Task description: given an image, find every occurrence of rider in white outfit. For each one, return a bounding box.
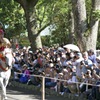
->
[0,25,13,100]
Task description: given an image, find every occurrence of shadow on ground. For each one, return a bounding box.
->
[7,81,87,100]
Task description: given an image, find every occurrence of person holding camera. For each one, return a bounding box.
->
[80,52,93,74]
[88,49,97,65]
[79,52,93,93]
[88,67,100,100]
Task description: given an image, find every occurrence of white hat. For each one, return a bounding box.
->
[62,54,66,58]
[49,63,54,67]
[59,73,63,76]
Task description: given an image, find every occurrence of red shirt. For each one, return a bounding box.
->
[0,46,5,51]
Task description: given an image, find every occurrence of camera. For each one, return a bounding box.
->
[80,61,85,65]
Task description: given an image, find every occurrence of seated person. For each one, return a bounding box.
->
[19,64,30,83]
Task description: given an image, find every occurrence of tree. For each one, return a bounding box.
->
[15,0,52,52]
[0,0,26,39]
[71,0,100,52]
[41,0,73,46]
[14,0,41,52]
[1,0,100,51]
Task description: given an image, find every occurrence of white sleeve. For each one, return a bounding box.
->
[33,59,37,64]
[72,76,77,82]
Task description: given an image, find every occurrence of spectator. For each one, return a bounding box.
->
[88,49,97,64]
[81,52,93,74]
[19,64,30,83]
[11,45,100,99]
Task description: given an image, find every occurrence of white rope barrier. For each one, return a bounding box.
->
[14,72,100,100]
[15,72,100,87]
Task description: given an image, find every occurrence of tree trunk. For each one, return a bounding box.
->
[86,0,100,50]
[25,6,42,52]
[15,0,42,52]
[69,11,75,44]
[71,0,87,52]
[72,0,100,52]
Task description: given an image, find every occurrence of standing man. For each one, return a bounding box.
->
[81,52,93,74]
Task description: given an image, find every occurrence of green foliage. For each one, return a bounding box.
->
[97,24,100,49]
[92,10,100,20]
[86,0,92,23]
[0,0,26,39]
[0,0,74,47]
[19,36,30,47]
[0,0,100,49]
[41,36,52,46]
[36,0,56,29]
[39,0,71,46]
[53,1,71,43]
[0,0,27,48]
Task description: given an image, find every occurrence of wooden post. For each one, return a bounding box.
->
[42,76,45,100]
[76,83,80,94]
[86,81,88,91]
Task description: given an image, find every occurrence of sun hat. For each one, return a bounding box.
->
[22,64,27,68]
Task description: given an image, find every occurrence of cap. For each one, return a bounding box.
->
[76,53,82,57]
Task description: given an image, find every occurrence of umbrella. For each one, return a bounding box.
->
[63,44,80,52]
[58,47,65,52]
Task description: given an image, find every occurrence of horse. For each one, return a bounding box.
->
[0,38,14,100]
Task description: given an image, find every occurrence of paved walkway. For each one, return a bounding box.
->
[0,89,41,100]
[0,88,67,100]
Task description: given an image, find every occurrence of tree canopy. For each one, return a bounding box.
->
[0,0,100,50]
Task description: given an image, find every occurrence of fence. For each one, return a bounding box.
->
[15,72,100,100]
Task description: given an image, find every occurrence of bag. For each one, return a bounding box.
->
[19,75,28,83]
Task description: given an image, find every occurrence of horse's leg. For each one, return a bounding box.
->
[0,77,6,100]
[4,69,11,87]
[0,69,11,100]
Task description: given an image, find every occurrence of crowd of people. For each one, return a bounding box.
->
[0,22,99,100]
[11,45,100,100]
